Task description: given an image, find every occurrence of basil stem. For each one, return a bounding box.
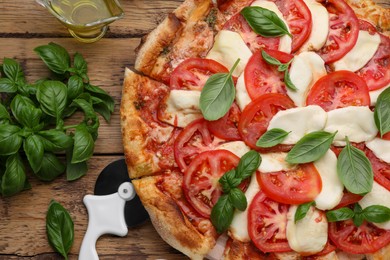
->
[256,128,290,148]
[374,87,390,137]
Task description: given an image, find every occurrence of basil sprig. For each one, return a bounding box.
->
[337,137,373,195]
[46,200,74,260]
[211,150,261,233]
[294,201,316,223]
[200,59,239,121]
[241,6,291,38]
[256,128,290,148]
[374,87,390,137]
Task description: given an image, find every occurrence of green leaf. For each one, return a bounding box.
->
[0,124,23,156]
[261,50,283,66]
[219,169,240,193]
[256,128,290,148]
[295,201,315,223]
[73,52,88,78]
[337,138,373,195]
[23,134,44,173]
[35,153,65,181]
[374,87,390,137]
[210,195,234,233]
[0,78,17,93]
[284,69,298,91]
[91,96,112,122]
[353,204,364,227]
[34,42,71,74]
[71,98,97,122]
[71,125,94,164]
[229,188,247,211]
[363,205,390,223]
[236,150,261,180]
[2,58,24,82]
[66,147,88,181]
[10,94,42,128]
[37,80,68,120]
[326,207,355,222]
[67,75,84,100]
[85,84,114,112]
[1,153,26,197]
[286,131,336,164]
[241,6,291,37]
[0,103,10,121]
[46,200,74,260]
[38,129,73,152]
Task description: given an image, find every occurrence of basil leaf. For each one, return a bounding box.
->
[46,200,74,260]
[71,125,94,164]
[261,50,283,66]
[67,75,84,100]
[73,52,88,81]
[0,103,10,121]
[1,153,26,197]
[11,94,42,128]
[71,98,97,122]
[38,129,73,152]
[0,124,23,156]
[35,153,65,181]
[85,84,114,113]
[210,195,234,233]
[326,207,354,222]
[337,139,373,195]
[37,81,68,120]
[241,6,291,38]
[256,128,290,148]
[278,63,289,72]
[23,134,44,173]
[374,87,390,137]
[363,205,390,223]
[66,147,88,181]
[0,78,17,93]
[229,188,247,211]
[295,201,315,223]
[2,58,24,82]
[91,96,112,122]
[353,204,364,227]
[34,43,71,74]
[236,150,261,180]
[284,69,298,91]
[219,169,240,193]
[286,131,336,164]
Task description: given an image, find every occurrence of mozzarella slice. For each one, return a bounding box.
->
[159,90,202,128]
[288,52,327,106]
[333,30,381,72]
[267,105,327,144]
[236,73,252,111]
[258,152,296,173]
[358,181,390,230]
[300,0,329,51]
[324,106,378,146]
[217,141,250,158]
[370,85,389,106]
[286,206,328,254]
[313,150,344,210]
[366,137,390,164]
[251,0,292,53]
[206,30,252,77]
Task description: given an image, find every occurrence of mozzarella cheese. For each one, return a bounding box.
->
[324,106,378,146]
[370,85,389,106]
[288,52,327,106]
[333,30,381,72]
[235,73,252,111]
[251,0,292,53]
[300,0,329,51]
[267,105,327,144]
[160,90,202,128]
[358,181,390,230]
[206,30,252,77]
[366,137,390,164]
[313,150,344,210]
[258,152,296,173]
[217,141,250,158]
[286,206,328,254]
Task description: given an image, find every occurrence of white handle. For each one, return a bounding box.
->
[79,182,135,260]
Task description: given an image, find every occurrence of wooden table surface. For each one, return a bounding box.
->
[0,0,186,259]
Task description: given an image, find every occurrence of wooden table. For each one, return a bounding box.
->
[0,0,186,259]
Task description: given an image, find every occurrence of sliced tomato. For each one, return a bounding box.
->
[329,219,390,254]
[257,163,322,204]
[174,118,224,171]
[245,50,293,100]
[248,191,291,253]
[207,102,241,141]
[317,0,359,63]
[306,70,370,111]
[334,191,363,209]
[238,93,295,149]
[365,147,390,191]
[183,150,240,217]
[170,58,229,91]
[272,0,312,52]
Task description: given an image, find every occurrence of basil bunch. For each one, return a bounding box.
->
[0,42,114,196]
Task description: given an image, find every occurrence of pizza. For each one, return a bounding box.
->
[120,0,390,259]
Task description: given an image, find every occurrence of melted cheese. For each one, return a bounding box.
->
[370,85,389,106]
[258,152,296,173]
[366,137,390,164]
[235,73,252,111]
[217,141,250,158]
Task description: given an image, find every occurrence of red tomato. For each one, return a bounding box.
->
[183,150,240,217]
[317,0,359,63]
[207,102,241,141]
[245,50,293,100]
[383,132,390,141]
[306,70,370,111]
[257,163,322,204]
[334,191,363,209]
[238,93,295,149]
[329,220,390,254]
[248,191,291,253]
[365,147,390,191]
[174,118,224,171]
[170,58,229,91]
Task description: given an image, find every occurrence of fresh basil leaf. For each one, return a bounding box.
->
[0,78,17,93]
[363,205,390,223]
[374,87,390,137]
[229,188,247,211]
[219,169,240,193]
[46,200,74,260]
[278,63,289,72]
[38,129,73,152]
[23,134,44,173]
[0,124,23,156]
[37,80,68,120]
[1,153,26,197]
[256,128,290,148]
[71,125,94,164]
[0,103,10,121]
[326,207,354,222]
[91,96,112,122]
[353,204,364,227]
[85,84,114,113]
[261,50,283,66]
[10,94,42,128]
[236,150,261,180]
[35,153,65,181]
[71,98,97,122]
[295,201,315,223]
[67,75,84,100]
[66,147,87,181]
[241,6,291,37]
[284,69,298,91]
[211,194,234,233]
[337,139,373,195]
[34,43,71,74]
[286,131,336,164]
[73,52,88,81]
[2,58,24,82]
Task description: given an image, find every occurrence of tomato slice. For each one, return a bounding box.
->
[183,150,240,217]
[174,118,224,171]
[334,191,363,209]
[329,220,390,254]
[238,93,295,149]
[306,70,370,111]
[248,191,291,253]
[365,147,390,191]
[207,102,241,141]
[317,0,359,63]
[170,58,229,91]
[245,50,293,100]
[257,163,322,204]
